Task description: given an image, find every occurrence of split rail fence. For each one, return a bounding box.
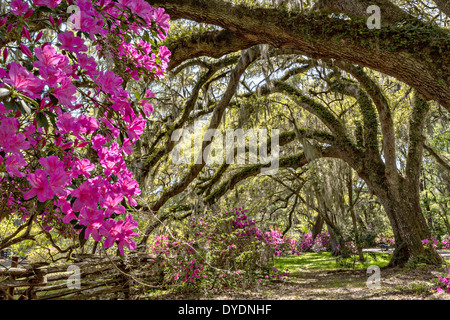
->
[0,253,165,300]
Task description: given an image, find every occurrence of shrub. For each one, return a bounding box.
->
[298,232,331,253]
[430,269,450,294]
[148,208,283,290]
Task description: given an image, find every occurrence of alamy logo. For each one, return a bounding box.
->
[67,5,81,30]
[367,5,381,29]
[170,125,280,175]
[366,265,381,289]
[67,265,81,289]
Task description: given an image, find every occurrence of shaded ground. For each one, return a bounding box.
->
[143,252,450,300]
[2,251,449,300]
[147,266,449,300]
[363,248,450,260]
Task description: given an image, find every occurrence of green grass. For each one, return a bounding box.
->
[274,252,392,274]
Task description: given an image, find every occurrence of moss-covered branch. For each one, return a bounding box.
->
[148,0,450,109]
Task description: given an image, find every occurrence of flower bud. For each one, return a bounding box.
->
[0,17,7,27]
[22,26,31,41]
[23,9,33,19]
[35,31,43,42]
[103,2,115,11]
[49,15,55,26]
[20,43,33,58]
[2,47,8,62]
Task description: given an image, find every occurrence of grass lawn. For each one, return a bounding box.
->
[274,251,392,275]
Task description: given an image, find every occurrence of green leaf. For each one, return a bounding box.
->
[37,200,47,213]
[36,112,49,131]
[135,139,142,155]
[44,111,57,127]
[3,99,19,112]
[37,6,53,13]
[143,31,150,43]
[134,90,141,101]
[79,228,88,248]
[49,94,59,105]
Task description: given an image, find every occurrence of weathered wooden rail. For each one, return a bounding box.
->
[0,253,165,300]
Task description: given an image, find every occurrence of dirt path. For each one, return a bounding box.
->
[150,265,450,300]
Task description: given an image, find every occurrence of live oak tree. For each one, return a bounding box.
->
[148,0,449,109]
[129,0,449,267]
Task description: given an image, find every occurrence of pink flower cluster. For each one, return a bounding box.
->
[377,236,395,245]
[422,237,450,250]
[0,0,171,255]
[422,237,439,248]
[148,207,303,289]
[298,232,331,253]
[431,269,450,294]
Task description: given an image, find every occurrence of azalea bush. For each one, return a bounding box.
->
[336,241,358,257]
[262,227,301,257]
[148,207,296,290]
[298,232,331,253]
[376,236,395,248]
[0,0,170,255]
[422,237,450,250]
[430,269,450,294]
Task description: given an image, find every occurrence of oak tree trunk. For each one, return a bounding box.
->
[373,182,443,267]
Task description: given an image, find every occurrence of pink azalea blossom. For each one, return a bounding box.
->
[100,193,126,217]
[152,7,170,40]
[56,112,82,137]
[0,118,30,153]
[77,53,99,77]
[1,0,170,257]
[126,116,146,141]
[121,138,134,156]
[23,169,54,202]
[59,197,78,223]
[58,31,88,54]
[5,153,27,177]
[3,62,44,98]
[75,158,95,177]
[78,115,99,135]
[140,100,153,117]
[71,180,99,212]
[92,134,108,150]
[101,215,139,255]
[39,155,64,172]
[11,0,28,16]
[78,207,104,241]
[48,167,70,196]
[34,45,66,69]
[33,0,62,8]
[53,77,77,106]
[96,70,125,97]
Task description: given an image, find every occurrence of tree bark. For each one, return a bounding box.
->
[372,182,443,267]
[311,214,324,239]
[347,170,365,262]
[149,0,450,110]
[327,224,340,256]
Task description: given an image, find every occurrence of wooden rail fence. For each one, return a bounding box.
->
[0,253,165,300]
